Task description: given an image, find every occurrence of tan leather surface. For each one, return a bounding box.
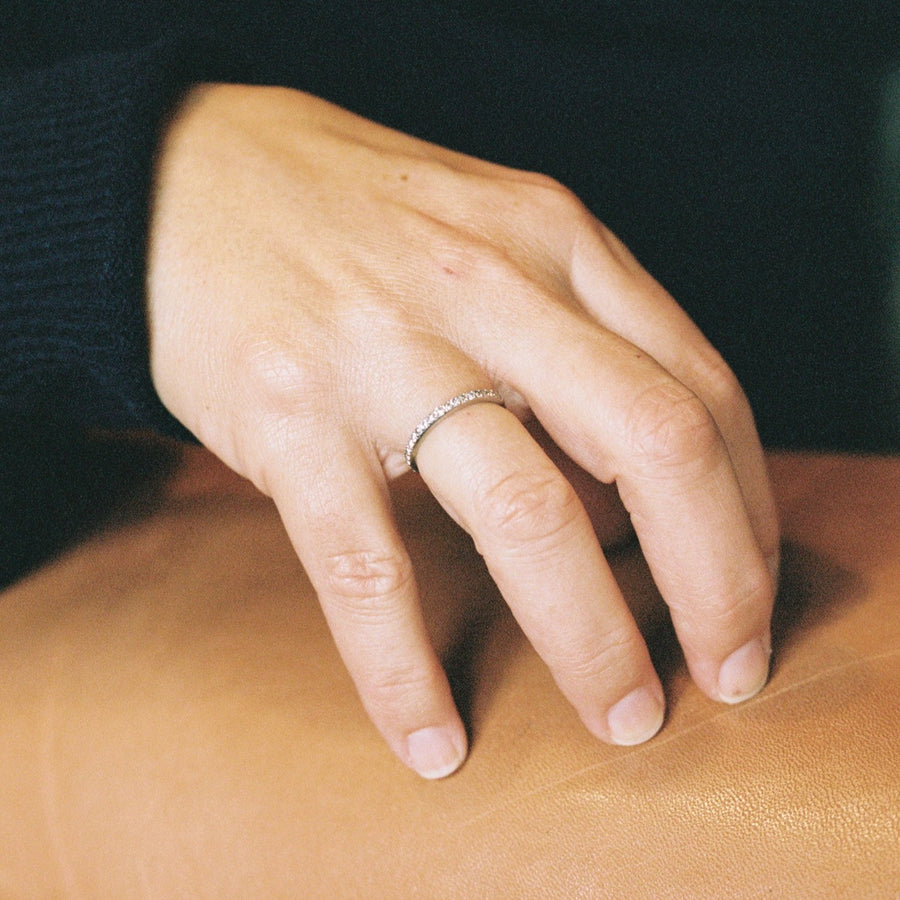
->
[0,444,897,897]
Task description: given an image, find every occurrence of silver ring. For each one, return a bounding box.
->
[405,389,505,472]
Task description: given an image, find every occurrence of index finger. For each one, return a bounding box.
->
[569,219,780,579]
[528,323,775,703]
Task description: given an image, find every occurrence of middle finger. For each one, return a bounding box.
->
[413,400,666,746]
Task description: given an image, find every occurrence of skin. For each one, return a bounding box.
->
[146,83,780,779]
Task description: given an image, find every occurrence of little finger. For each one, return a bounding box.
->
[265,429,467,780]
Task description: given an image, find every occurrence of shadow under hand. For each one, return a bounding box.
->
[407,510,869,751]
[769,540,867,667]
[604,538,870,696]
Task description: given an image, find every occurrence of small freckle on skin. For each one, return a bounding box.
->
[400,173,409,181]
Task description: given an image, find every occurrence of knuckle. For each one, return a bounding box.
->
[518,170,580,206]
[364,659,435,711]
[431,234,523,289]
[674,563,774,632]
[520,174,593,230]
[477,466,581,549]
[688,348,749,431]
[229,329,323,416]
[211,330,334,492]
[322,548,415,613]
[625,380,721,470]
[551,625,638,686]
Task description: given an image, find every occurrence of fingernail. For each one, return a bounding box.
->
[607,686,665,746]
[406,726,465,780]
[718,636,771,704]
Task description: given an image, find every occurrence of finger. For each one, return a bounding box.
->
[458,303,775,705]
[569,220,780,576]
[525,416,634,550]
[264,428,466,779]
[414,401,666,746]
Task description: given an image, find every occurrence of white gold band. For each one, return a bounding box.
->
[405,389,504,472]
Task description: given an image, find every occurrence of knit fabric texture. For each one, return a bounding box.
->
[0,32,236,437]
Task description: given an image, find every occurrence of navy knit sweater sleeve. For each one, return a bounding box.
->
[0,1,896,454]
[0,33,236,438]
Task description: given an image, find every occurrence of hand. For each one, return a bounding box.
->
[147,84,779,778]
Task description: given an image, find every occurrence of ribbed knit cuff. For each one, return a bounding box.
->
[0,33,242,438]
